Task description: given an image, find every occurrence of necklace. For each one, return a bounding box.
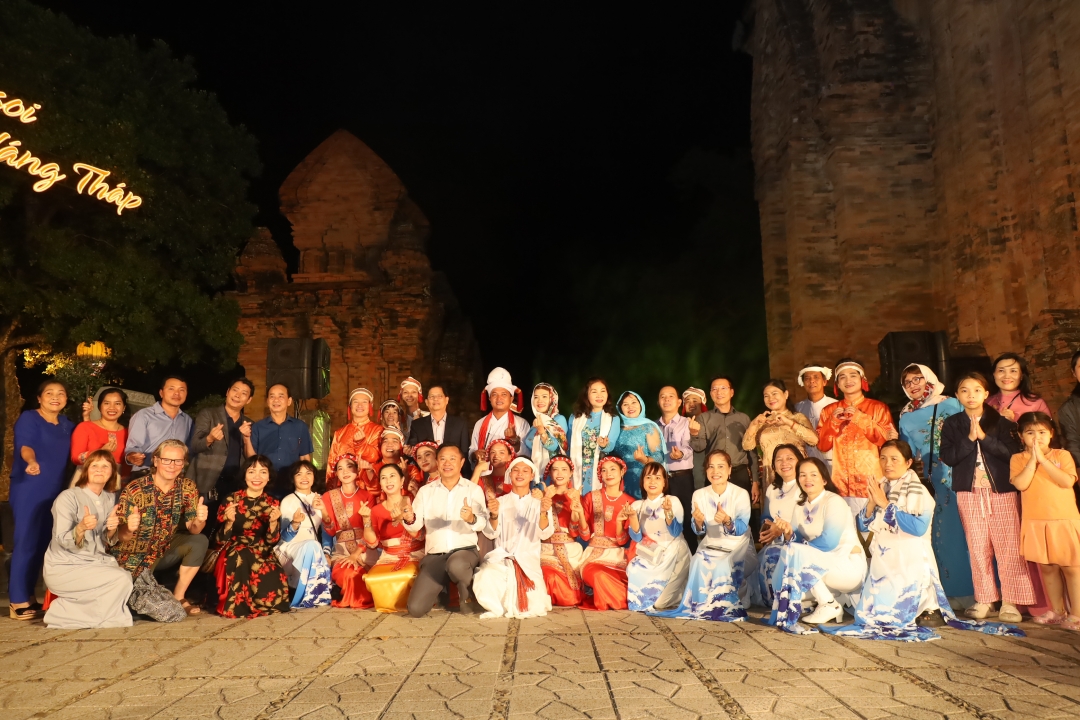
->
[339,486,359,499]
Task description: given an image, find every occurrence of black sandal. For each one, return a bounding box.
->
[9,605,40,621]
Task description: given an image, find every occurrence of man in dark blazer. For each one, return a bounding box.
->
[407,383,471,473]
[189,378,256,502]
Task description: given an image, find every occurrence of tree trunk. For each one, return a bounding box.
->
[0,347,21,501]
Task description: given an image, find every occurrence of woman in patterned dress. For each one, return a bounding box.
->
[213,455,292,618]
[568,378,622,493]
[276,460,333,609]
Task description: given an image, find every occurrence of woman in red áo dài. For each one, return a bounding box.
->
[540,457,587,606]
[321,455,376,608]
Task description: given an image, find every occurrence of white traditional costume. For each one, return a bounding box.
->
[626,494,691,611]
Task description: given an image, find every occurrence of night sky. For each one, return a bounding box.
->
[32,1,765,410]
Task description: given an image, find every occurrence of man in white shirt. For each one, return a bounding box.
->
[403,445,490,616]
[469,367,530,463]
[794,362,839,471]
[473,457,554,618]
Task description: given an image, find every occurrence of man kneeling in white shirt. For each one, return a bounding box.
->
[403,445,490,617]
[473,457,555,618]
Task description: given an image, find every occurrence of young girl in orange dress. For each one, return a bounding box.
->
[1011,412,1080,629]
[361,464,424,613]
[539,457,587,606]
[578,455,634,610]
[321,454,376,608]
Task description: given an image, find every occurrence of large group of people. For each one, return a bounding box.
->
[8,350,1080,642]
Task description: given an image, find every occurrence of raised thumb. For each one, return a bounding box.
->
[84,506,91,517]
[198,497,205,506]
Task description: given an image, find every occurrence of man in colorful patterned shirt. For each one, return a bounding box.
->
[112,439,209,616]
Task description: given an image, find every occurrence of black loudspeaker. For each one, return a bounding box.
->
[266,338,330,400]
[878,331,950,391]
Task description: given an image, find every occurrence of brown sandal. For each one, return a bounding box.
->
[179,599,202,616]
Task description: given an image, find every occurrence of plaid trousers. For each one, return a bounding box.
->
[956,488,1036,605]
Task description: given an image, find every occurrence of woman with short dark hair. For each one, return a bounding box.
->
[9,379,76,620]
[71,387,129,476]
[276,460,332,609]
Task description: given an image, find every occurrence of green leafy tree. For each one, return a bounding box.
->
[0,0,260,496]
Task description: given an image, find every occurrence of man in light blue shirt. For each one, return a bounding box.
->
[125,376,194,474]
[249,383,313,496]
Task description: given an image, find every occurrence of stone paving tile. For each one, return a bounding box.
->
[121,615,238,640]
[271,673,407,719]
[380,672,497,719]
[710,670,832,699]
[515,608,589,635]
[657,616,764,634]
[605,670,729,719]
[0,678,105,716]
[751,631,876,670]
[363,609,448,638]
[0,620,73,642]
[213,610,320,639]
[506,672,616,719]
[3,637,149,680]
[154,677,301,719]
[227,637,351,677]
[39,638,193,680]
[413,633,507,674]
[844,637,979,669]
[679,631,789,671]
[440,611,511,637]
[133,638,273,679]
[593,632,688,672]
[1000,664,1080,703]
[910,666,1080,719]
[324,636,431,675]
[44,678,206,719]
[932,631,1074,668]
[582,610,660,635]
[514,633,600,673]
[282,608,382,639]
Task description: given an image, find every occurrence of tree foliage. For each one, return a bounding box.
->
[0,0,260,366]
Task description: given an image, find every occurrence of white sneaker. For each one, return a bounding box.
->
[802,601,844,625]
[965,602,998,619]
[998,603,1023,623]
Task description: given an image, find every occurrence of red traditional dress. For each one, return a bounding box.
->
[327,419,384,490]
[322,487,376,608]
[579,488,634,610]
[816,398,894,499]
[540,490,586,606]
[363,503,425,613]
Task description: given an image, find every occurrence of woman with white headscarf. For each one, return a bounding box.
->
[523,383,567,484]
[897,363,974,602]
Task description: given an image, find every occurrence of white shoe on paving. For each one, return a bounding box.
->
[802,601,844,625]
[998,603,1023,623]
[965,602,998,619]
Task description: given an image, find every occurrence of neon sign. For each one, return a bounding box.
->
[0,89,142,214]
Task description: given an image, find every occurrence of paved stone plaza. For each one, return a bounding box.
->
[2,606,1080,719]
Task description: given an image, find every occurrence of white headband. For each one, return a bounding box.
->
[507,457,537,477]
[833,361,865,378]
[797,366,833,386]
[348,388,374,404]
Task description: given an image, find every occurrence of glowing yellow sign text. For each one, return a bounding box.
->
[0,89,142,214]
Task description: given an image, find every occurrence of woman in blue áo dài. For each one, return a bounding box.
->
[625,462,691,612]
[275,461,333,609]
[765,457,866,634]
[897,364,974,601]
[568,378,621,493]
[758,444,805,608]
[822,440,1023,641]
[611,391,666,500]
[651,450,757,621]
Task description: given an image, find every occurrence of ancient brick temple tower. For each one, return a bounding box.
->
[747,0,1080,407]
[233,130,483,426]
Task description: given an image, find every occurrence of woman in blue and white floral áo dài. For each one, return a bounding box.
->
[765,458,866,634]
[651,450,757,621]
[625,462,691,612]
[758,444,805,607]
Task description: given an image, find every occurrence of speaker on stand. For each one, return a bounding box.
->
[878,331,952,391]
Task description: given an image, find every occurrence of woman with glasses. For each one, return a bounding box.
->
[897,364,974,602]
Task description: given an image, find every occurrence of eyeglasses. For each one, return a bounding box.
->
[901,377,925,388]
[157,458,185,466]
[427,394,446,400]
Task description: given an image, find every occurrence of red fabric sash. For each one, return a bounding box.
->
[477,411,517,452]
[512,557,535,612]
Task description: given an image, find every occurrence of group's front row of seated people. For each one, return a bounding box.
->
[20,349,1080,642]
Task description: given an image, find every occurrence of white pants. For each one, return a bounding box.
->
[473,559,552,619]
[809,550,867,605]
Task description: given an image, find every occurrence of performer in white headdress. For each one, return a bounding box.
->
[794,362,838,471]
[469,368,530,464]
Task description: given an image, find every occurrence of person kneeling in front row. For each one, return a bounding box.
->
[402,445,489,616]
